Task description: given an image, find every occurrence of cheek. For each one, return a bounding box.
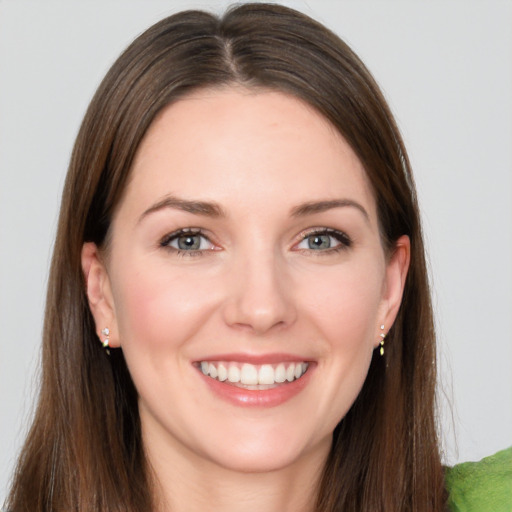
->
[299,259,384,348]
[296,262,383,428]
[110,259,220,353]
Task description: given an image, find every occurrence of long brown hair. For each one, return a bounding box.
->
[6,4,446,511]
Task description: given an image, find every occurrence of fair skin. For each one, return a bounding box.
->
[82,88,409,512]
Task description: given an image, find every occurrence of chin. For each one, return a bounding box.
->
[193,422,332,474]
[205,446,314,474]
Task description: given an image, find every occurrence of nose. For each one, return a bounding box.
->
[222,250,297,335]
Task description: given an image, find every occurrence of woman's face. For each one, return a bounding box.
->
[84,88,408,474]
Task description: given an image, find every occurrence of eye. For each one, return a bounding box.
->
[160,229,215,254]
[301,234,335,250]
[295,229,351,252]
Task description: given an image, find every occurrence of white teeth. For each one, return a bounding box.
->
[258,364,274,385]
[228,365,241,383]
[275,363,286,383]
[208,363,218,379]
[199,361,309,385]
[217,363,228,382]
[240,363,258,385]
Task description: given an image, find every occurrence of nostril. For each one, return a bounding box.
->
[223,298,295,334]
[222,259,297,333]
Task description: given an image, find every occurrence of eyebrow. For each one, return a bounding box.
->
[139,195,226,222]
[139,195,369,223]
[290,199,369,222]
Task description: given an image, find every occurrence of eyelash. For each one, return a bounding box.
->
[294,228,352,255]
[159,227,352,257]
[160,228,213,257]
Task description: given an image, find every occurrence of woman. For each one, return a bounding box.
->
[5,3,507,511]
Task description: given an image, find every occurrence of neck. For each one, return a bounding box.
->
[146,431,329,512]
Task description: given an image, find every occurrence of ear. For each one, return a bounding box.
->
[375,235,411,346]
[81,242,120,348]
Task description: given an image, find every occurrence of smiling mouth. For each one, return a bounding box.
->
[198,361,309,389]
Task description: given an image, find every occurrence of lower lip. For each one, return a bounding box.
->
[197,365,314,407]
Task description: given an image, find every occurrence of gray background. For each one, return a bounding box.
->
[1,0,511,501]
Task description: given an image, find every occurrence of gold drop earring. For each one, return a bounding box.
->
[379,324,386,356]
[101,327,110,355]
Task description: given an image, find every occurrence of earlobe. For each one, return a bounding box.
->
[377,235,411,344]
[81,242,120,348]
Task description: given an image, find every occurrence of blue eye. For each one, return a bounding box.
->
[305,234,334,250]
[296,229,351,252]
[174,234,203,250]
[161,229,214,254]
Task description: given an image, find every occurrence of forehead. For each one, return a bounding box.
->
[121,87,377,222]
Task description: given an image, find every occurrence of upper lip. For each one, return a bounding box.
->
[193,353,313,364]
